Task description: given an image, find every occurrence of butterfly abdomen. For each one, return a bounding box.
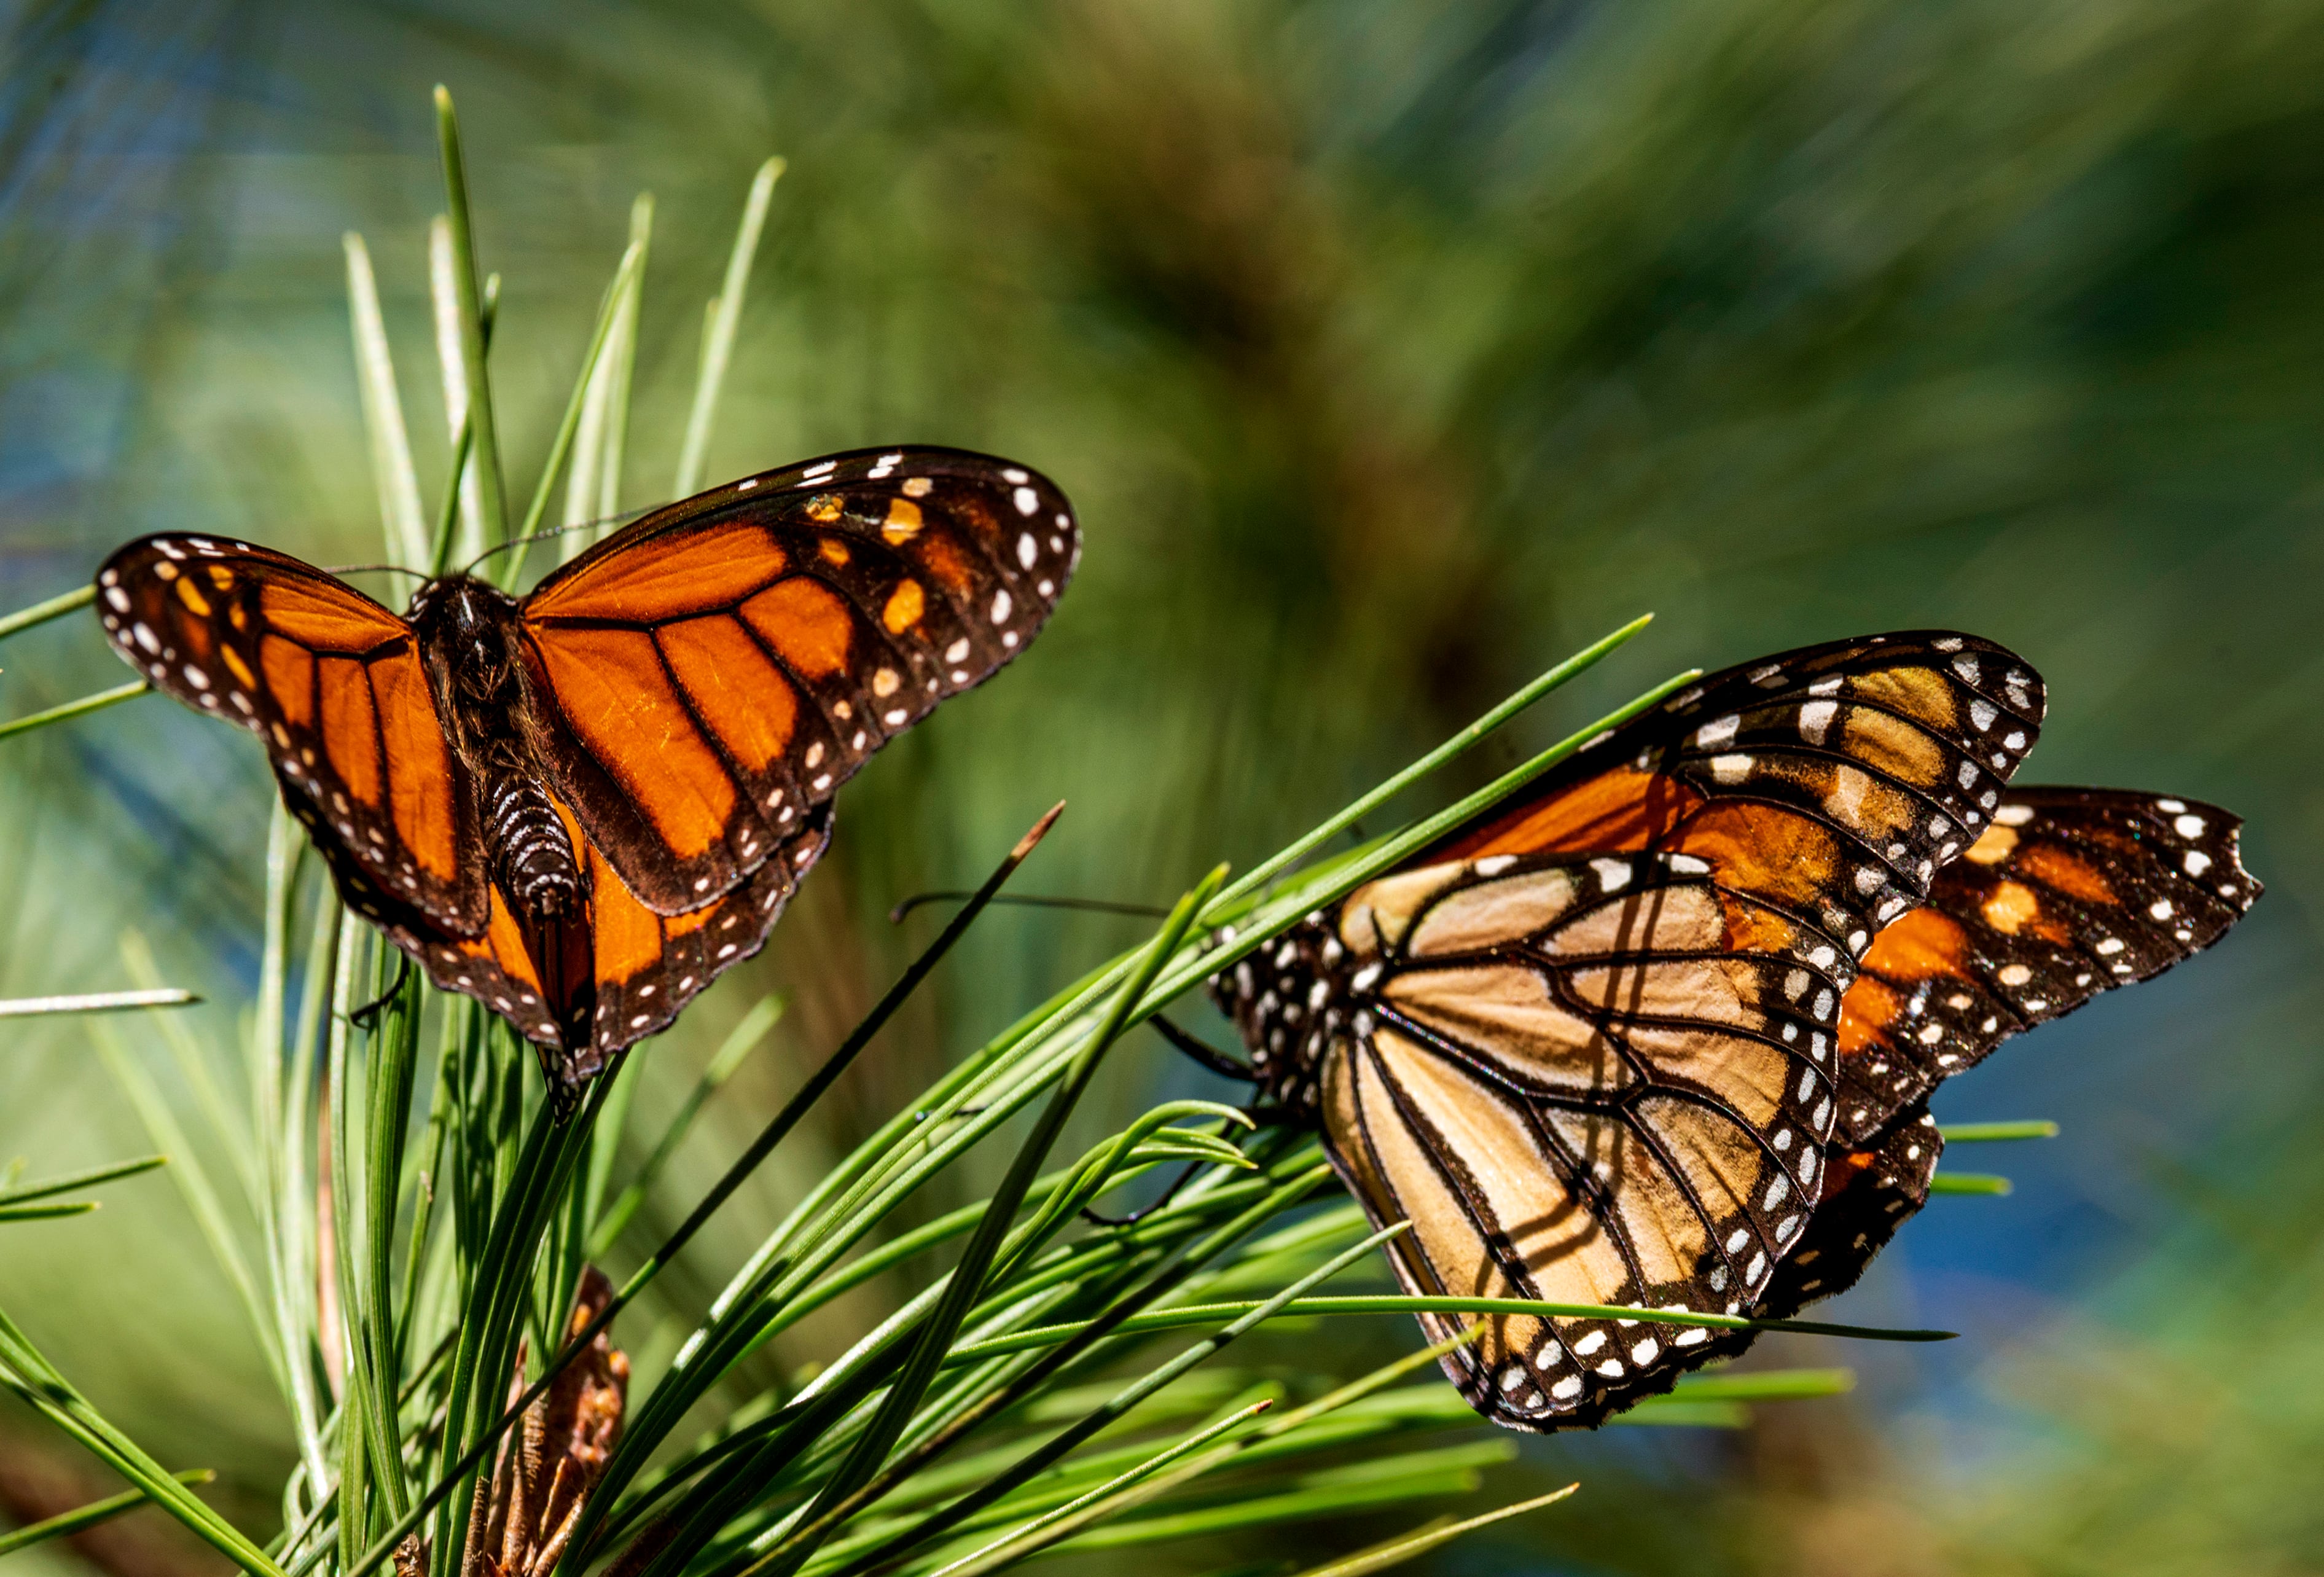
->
[485,776,584,917]
[409,578,589,917]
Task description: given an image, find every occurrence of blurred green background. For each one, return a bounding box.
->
[3,0,2322,1571]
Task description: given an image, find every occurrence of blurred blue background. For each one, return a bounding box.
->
[2,1,2321,1571]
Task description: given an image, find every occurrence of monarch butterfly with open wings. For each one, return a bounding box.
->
[96,446,1078,1089]
[1209,632,2258,1429]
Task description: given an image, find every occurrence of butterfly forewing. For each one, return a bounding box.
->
[519,447,1078,915]
[96,536,488,936]
[1432,632,2048,955]
[1227,850,1855,1428]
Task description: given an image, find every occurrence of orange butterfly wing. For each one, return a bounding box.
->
[518,447,1078,915]
[95,536,487,936]
[412,794,832,1074]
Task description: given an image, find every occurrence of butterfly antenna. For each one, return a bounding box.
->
[325,563,432,581]
[887,891,1171,925]
[457,507,657,579]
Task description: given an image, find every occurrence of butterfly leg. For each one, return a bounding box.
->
[1148,1015,1255,1082]
[349,952,415,1031]
[1080,1156,1210,1229]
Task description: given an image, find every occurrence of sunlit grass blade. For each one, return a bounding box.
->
[0,1200,98,1222]
[0,1301,288,1575]
[349,810,1067,1577]
[0,987,197,1018]
[1939,1120,2059,1141]
[120,931,262,1213]
[796,1224,1407,1577]
[0,584,96,643]
[429,224,483,569]
[0,1152,166,1205]
[765,866,1230,1576]
[428,414,474,579]
[0,681,149,743]
[432,87,506,550]
[1660,1366,1855,1401]
[587,990,784,1258]
[1614,1401,1748,1427]
[498,236,647,589]
[1278,1483,1580,1577]
[921,1401,1275,1577]
[566,193,654,558]
[89,1018,286,1384]
[0,1468,215,1556]
[499,807,1073,1575]
[1057,1441,1512,1552]
[1931,1172,2014,1195]
[344,231,429,571]
[674,155,783,495]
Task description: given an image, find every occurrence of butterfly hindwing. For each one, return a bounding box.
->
[1748,1105,1943,1326]
[518,447,1078,915]
[1831,788,2260,1143]
[579,805,831,1060]
[96,535,487,936]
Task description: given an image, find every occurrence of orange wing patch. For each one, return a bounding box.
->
[260,635,317,727]
[739,578,853,681]
[530,523,788,622]
[656,616,800,776]
[316,658,383,808]
[1828,789,2261,1143]
[100,448,1081,1082]
[518,447,1079,920]
[529,626,737,863]
[258,576,406,653]
[1426,633,2049,959]
[1438,767,1702,863]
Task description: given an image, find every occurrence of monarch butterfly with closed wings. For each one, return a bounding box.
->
[96,446,1078,1089]
[1207,632,2258,1430]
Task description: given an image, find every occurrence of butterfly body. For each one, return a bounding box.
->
[407,576,585,912]
[97,446,1079,1086]
[1203,631,2259,1431]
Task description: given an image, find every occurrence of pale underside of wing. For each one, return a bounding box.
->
[1305,851,1852,1431]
